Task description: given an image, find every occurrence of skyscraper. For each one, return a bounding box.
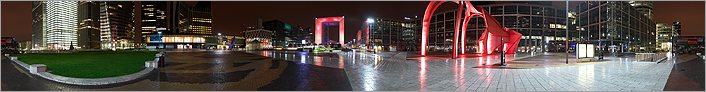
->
[655,23,679,51]
[176,1,213,35]
[629,1,654,20]
[99,1,135,49]
[77,1,101,49]
[142,1,214,49]
[141,1,168,36]
[673,21,682,36]
[32,1,79,50]
[575,1,656,53]
[31,1,45,49]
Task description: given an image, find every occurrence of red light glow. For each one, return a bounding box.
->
[315,16,345,45]
[421,1,522,56]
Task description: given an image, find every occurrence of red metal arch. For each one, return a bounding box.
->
[420,1,522,57]
[315,16,345,45]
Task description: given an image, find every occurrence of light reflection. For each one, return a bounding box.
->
[373,54,382,66]
[485,55,492,65]
[315,56,322,66]
[478,56,484,65]
[577,64,595,88]
[419,57,427,91]
[338,54,344,69]
[262,51,269,57]
[453,59,466,87]
[300,55,306,64]
[214,50,226,54]
[361,56,378,91]
[460,58,465,86]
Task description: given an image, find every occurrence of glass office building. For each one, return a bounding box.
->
[574,1,656,53]
[99,1,136,50]
[77,1,101,49]
[32,1,79,50]
[428,2,568,53]
[366,17,420,51]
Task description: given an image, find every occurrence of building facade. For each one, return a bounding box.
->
[673,21,682,37]
[1,37,18,49]
[99,1,135,50]
[32,1,79,50]
[143,1,214,49]
[141,1,168,36]
[178,2,213,35]
[365,17,420,51]
[629,1,653,20]
[77,1,101,49]
[31,1,44,49]
[428,2,568,53]
[575,1,656,53]
[656,23,676,51]
[244,19,273,50]
[263,20,307,47]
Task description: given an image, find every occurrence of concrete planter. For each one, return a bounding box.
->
[29,64,47,74]
[10,52,164,85]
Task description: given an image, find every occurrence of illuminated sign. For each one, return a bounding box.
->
[577,44,595,58]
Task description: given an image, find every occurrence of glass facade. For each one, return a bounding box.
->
[177,2,213,35]
[629,1,653,20]
[655,23,675,51]
[574,1,656,53]
[77,1,101,49]
[141,1,168,35]
[99,1,135,49]
[31,1,79,50]
[31,1,45,49]
[428,3,567,53]
[263,20,308,47]
[366,17,420,51]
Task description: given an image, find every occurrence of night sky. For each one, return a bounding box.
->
[2,1,704,42]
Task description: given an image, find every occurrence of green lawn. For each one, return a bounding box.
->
[17,51,160,78]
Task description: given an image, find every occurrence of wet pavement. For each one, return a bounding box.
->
[1,50,351,91]
[253,51,677,91]
[2,50,701,91]
[664,54,705,91]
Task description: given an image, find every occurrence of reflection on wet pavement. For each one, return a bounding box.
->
[251,51,675,91]
[157,50,351,91]
[1,50,681,91]
[1,50,351,91]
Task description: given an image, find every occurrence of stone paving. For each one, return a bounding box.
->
[252,51,676,91]
[0,50,691,91]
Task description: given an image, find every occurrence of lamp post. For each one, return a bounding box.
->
[501,38,506,66]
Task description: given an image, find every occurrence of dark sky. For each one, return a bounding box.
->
[211,1,428,42]
[652,1,705,36]
[2,1,704,42]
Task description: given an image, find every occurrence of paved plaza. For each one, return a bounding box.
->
[1,50,703,91]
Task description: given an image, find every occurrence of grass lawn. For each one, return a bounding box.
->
[17,51,160,78]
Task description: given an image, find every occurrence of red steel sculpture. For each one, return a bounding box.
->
[420,1,522,57]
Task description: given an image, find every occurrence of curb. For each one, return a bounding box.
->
[8,52,164,86]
